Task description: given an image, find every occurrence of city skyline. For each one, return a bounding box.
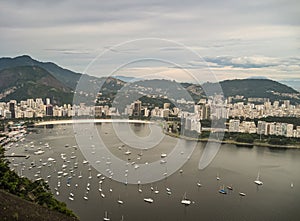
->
[0,0,299,84]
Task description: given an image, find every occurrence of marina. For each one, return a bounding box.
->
[3,122,300,220]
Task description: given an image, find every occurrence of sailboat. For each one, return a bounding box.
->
[117,195,124,204]
[103,211,110,221]
[226,185,233,190]
[138,185,142,193]
[254,172,263,185]
[181,192,191,205]
[124,150,131,155]
[239,192,246,196]
[144,198,154,203]
[218,185,227,194]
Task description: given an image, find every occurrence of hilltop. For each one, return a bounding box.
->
[0,55,299,105]
[0,66,74,105]
[0,55,81,89]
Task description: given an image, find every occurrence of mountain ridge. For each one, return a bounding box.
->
[0,55,299,105]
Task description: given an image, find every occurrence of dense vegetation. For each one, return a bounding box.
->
[202,79,300,103]
[253,116,300,128]
[0,66,74,105]
[0,145,77,218]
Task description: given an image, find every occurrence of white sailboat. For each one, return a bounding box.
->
[254,172,263,185]
[117,195,124,204]
[239,192,246,196]
[181,192,191,205]
[144,198,154,203]
[103,211,110,221]
[124,150,131,155]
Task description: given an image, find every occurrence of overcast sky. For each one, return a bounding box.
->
[0,0,299,83]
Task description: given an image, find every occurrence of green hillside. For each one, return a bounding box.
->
[0,55,81,89]
[0,66,73,105]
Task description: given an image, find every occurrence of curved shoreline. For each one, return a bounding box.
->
[165,132,300,149]
[33,119,300,149]
[35,119,153,126]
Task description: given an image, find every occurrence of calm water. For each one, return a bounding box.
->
[6,123,300,221]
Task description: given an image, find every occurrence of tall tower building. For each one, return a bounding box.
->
[9,102,16,119]
[133,100,142,117]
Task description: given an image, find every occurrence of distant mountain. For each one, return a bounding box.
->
[0,55,127,105]
[0,55,299,105]
[113,75,143,82]
[0,55,81,89]
[202,78,299,103]
[280,80,300,92]
[0,66,73,104]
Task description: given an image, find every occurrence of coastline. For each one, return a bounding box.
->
[165,132,300,149]
[35,119,153,126]
[33,119,300,150]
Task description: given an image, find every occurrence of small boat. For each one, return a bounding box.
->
[197,182,202,187]
[216,173,220,180]
[254,172,263,185]
[83,196,88,200]
[103,211,110,221]
[160,160,166,164]
[144,198,154,203]
[219,185,227,194]
[154,187,159,194]
[125,150,131,155]
[161,153,167,158]
[117,196,124,204]
[181,192,191,205]
[34,150,45,155]
[227,185,233,190]
[291,183,294,188]
[101,193,105,198]
[239,192,246,196]
[68,197,74,201]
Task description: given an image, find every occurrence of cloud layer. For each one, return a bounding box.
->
[0,0,299,82]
